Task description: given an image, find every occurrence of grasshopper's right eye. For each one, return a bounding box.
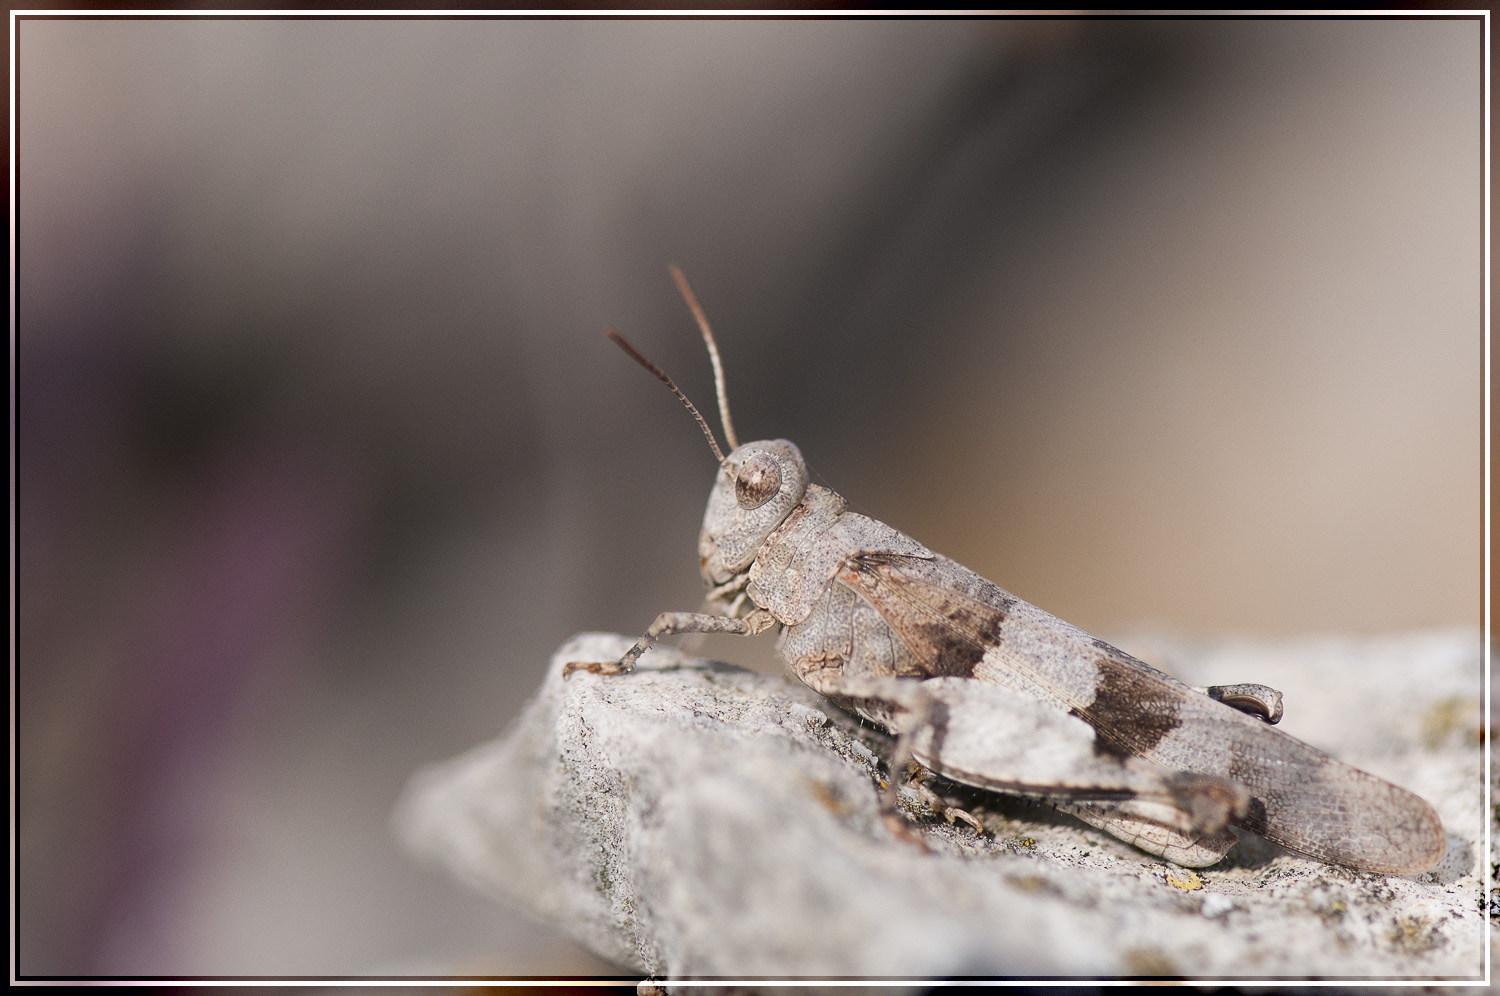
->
[735,451,782,509]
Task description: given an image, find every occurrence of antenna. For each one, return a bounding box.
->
[604,327,726,464]
[668,265,740,451]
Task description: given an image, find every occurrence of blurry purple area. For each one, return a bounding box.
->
[15,16,1482,978]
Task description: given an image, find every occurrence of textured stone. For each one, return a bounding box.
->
[395,630,1485,980]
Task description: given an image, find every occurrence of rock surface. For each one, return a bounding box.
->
[395,630,1486,980]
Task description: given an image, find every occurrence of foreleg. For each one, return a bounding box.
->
[563,607,776,677]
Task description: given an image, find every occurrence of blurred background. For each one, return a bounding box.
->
[16,15,1482,977]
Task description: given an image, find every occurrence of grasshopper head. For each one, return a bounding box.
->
[604,269,806,586]
[699,439,809,584]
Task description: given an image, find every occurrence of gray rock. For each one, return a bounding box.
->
[395,630,1486,980]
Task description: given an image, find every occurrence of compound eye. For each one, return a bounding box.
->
[734,451,782,509]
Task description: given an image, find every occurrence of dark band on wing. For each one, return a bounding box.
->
[1070,639,1184,758]
[836,555,1012,678]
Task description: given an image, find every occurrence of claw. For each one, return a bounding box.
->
[909,767,985,835]
[562,658,633,678]
[947,807,985,834]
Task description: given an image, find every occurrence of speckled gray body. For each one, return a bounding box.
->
[600,437,1445,874]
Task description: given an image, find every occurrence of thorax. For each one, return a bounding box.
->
[746,484,933,626]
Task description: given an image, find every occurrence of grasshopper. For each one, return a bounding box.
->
[566,267,1445,874]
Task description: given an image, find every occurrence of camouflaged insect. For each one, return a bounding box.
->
[566,268,1446,875]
